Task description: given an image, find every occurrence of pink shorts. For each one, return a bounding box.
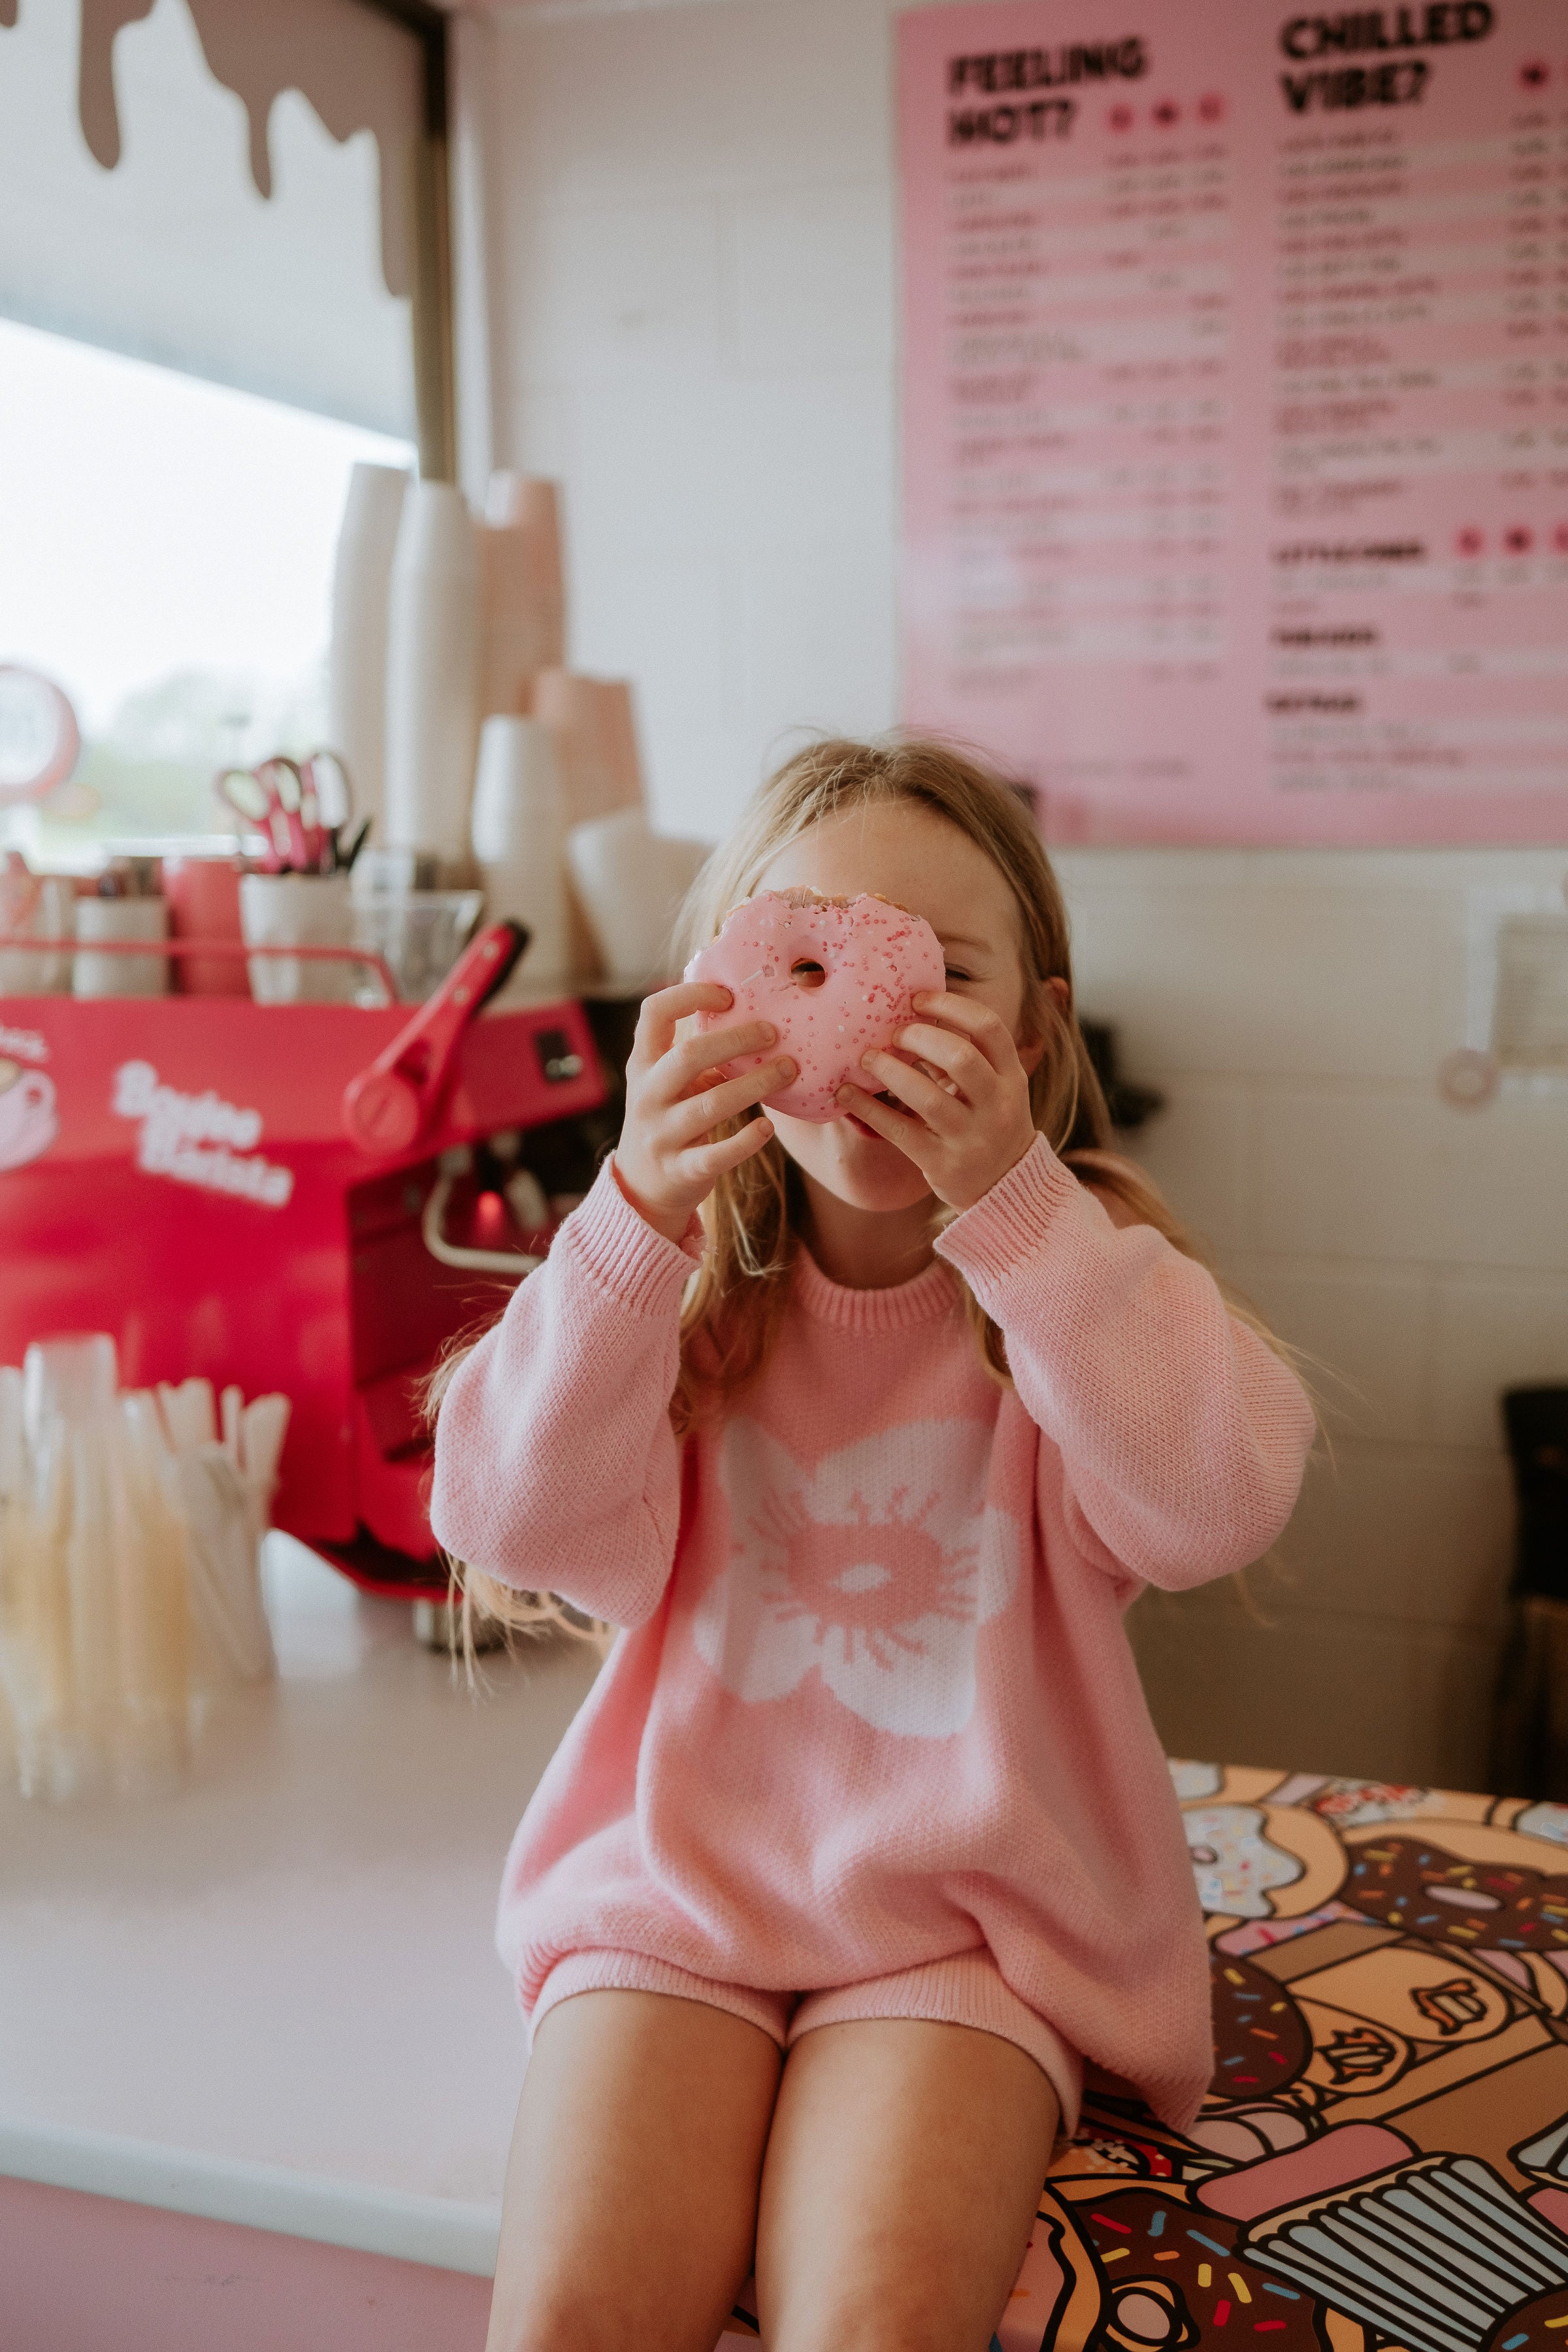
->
[531,1948,1082,2136]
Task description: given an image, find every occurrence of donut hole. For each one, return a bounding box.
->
[1113,2289,1181,2347]
[790,959,828,990]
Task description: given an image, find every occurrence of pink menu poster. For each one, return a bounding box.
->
[898,1,1568,843]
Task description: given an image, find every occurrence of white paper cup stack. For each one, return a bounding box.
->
[470,715,572,996]
[532,672,649,981]
[566,811,710,987]
[384,482,481,877]
[479,473,566,717]
[327,462,409,848]
[533,672,644,828]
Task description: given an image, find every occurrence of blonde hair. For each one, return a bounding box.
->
[442,735,1299,1650]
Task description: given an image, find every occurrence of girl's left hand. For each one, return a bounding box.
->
[836,990,1040,1213]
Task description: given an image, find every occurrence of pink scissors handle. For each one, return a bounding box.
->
[215,766,288,870]
[257,759,317,873]
[301,750,352,829]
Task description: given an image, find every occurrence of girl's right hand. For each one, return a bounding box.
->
[613,981,793,1244]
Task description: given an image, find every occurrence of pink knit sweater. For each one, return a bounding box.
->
[431,1136,1313,2129]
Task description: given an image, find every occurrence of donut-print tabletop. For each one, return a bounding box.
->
[719,1760,1568,2352]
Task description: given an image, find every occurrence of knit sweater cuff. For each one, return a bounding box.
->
[934,1132,1081,1301]
[557,1156,704,1316]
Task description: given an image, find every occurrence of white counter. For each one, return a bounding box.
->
[0,1538,600,2277]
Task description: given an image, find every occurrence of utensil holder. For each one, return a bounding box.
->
[351,890,484,1003]
[239,872,358,1004]
[0,1343,287,1803]
[73,895,169,999]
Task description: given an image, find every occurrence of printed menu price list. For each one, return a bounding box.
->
[900,0,1568,844]
[941,108,1232,689]
[1267,91,1568,811]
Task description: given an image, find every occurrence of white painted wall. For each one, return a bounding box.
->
[480,0,1568,1789]
[481,0,901,836]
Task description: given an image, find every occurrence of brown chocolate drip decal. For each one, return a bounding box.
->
[76,0,155,172]
[74,0,416,299]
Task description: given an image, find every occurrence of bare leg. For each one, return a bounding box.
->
[755,2019,1058,2352]
[485,1989,783,2352]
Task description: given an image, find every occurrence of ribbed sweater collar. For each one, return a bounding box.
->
[790,1244,960,1333]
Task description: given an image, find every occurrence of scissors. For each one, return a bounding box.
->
[297,750,359,872]
[215,751,353,874]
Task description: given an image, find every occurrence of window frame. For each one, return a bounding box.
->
[359,0,453,482]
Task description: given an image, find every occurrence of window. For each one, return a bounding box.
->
[0,0,448,853]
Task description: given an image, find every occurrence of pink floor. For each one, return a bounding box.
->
[0,2174,491,2352]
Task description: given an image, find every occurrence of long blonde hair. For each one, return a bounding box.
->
[442,735,1295,1648]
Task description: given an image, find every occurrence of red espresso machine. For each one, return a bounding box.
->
[0,924,615,1599]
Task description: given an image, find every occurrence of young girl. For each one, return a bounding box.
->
[431,738,1314,2352]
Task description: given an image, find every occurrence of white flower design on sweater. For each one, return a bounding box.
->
[693,1417,1020,1737]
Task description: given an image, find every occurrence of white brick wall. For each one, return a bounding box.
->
[1060,847,1568,1786]
[482,0,1568,1791]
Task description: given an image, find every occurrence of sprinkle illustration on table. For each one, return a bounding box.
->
[694,1416,1020,1736]
[720,1766,1568,2349]
[111,1059,293,1209]
[1024,1768,1568,2352]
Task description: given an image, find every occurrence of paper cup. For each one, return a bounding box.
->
[566,811,710,986]
[0,869,74,996]
[478,474,565,717]
[533,672,644,829]
[329,462,409,849]
[163,855,246,996]
[470,715,571,994]
[384,482,480,874]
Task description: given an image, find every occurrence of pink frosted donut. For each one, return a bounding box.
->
[683,889,945,1123]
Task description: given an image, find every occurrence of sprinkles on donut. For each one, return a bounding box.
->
[683,887,947,1123]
